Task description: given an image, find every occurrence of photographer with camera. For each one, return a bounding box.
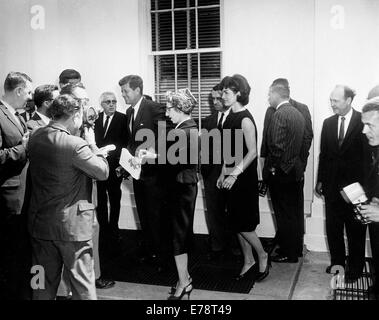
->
[360,99,379,297]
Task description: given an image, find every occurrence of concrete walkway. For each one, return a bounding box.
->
[97,251,334,300]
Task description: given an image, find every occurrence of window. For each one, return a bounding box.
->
[151,0,221,123]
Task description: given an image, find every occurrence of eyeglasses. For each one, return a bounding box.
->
[102,100,117,105]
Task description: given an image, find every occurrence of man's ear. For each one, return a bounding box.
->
[14,86,23,97]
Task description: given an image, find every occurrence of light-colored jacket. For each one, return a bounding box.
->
[28,121,109,241]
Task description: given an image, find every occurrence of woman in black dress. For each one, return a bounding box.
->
[165,88,198,299]
[217,74,270,282]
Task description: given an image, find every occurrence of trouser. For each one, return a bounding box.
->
[31,238,96,300]
[369,223,379,287]
[269,169,303,260]
[133,175,171,261]
[97,171,123,277]
[325,197,367,274]
[203,168,229,252]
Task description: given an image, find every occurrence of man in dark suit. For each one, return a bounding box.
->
[0,71,33,299]
[261,78,313,257]
[27,84,59,131]
[58,69,81,89]
[361,98,379,297]
[28,94,109,300]
[201,84,232,260]
[20,99,36,122]
[315,85,370,280]
[263,81,305,263]
[94,91,127,289]
[119,74,171,270]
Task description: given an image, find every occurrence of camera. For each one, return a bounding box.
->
[82,105,98,127]
[340,182,370,224]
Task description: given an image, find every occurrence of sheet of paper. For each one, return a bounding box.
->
[119,148,141,180]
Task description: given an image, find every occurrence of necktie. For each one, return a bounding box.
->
[129,107,134,133]
[338,116,345,147]
[103,115,110,136]
[217,112,224,130]
[15,111,27,133]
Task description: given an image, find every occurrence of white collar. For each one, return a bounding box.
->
[276,100,290,110]
[131,96,144,119]
[35,110,50,125]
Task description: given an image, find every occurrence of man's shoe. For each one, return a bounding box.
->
[95,278,115,289]
[271,254,298,263]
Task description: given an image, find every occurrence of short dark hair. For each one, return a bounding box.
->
[59,69,81,85]
[272,78,290,89]
[362,100,379,114]
[118,75,143,94]
[59,82,85,95]
[49,94,80,120]
[4,72,32,92]
[212,83,223,92]
[220,74,251,106]
[34,84,59,109]
[270,82,290,99]
[342,85,356,102]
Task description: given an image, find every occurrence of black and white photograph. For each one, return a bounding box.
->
[1,0,379,311]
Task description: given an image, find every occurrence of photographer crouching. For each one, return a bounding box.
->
[360,99,379,298]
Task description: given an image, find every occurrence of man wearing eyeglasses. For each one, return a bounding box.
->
[93,92,127,289]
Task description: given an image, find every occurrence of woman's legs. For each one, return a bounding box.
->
[240,231,268,272]
[237,233,256,275]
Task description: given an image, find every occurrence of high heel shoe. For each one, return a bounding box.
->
[167,282,193,300]
[256,255,271,282]
[234,263,258,281]
[169,277,192,294]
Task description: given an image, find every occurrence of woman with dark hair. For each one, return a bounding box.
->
[217,74,270,282]
[165,88,198,300]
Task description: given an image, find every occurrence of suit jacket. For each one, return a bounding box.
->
[94,111,127,169]
[0,101,28,215]
[317,109,371,200]
[261,98,313,171]
[28,122,109,241]
[365,147,379,199]
[167,119,199,184]
[264,103,305,179]
[20,111,35,122]
[125,97,168,178]
[26,112,47,132]
[200,112,221,179]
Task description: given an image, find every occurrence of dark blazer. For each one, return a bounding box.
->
[265,103,305,178]
[20,111,34,123]
[125,98,167,178]
[26,112,47,132]
[317,109,371,200]
[200,112,220,179]
[167,119,199,184]
[261,98,313,171]
[0,101,28,215]
[28,122,109,241]
[94,111,127,168]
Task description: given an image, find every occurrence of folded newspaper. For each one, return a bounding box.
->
[119,148,158,180]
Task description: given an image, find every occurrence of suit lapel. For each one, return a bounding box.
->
[330,115,339,150]
[133,99,145,135]
[340,110,360,152]
[0,103,25,135]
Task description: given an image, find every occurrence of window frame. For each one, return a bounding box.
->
[149,0,223,128]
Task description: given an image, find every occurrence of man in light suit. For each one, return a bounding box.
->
[119,74,171,271]
[94,92,127,289]
[0,71,33,299]
[28,94,109,300]
[27,84,59,131]
[261,78,313,258]
[315,85,371,281]
[263,81,305,263]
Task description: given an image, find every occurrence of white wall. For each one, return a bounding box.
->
[0,0,154,112]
